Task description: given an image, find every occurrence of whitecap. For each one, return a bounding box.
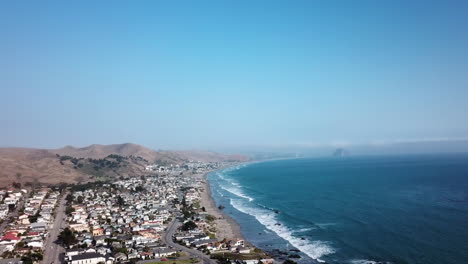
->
[350,260,390,264]
[219,185,254,202]
[294,227,315,233]
[216,172,242,187]
[230,199,335,260]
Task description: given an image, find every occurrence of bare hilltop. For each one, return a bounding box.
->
[0,143,250,187]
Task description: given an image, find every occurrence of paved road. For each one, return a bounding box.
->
[42,192,68,264]
[162,218,216,264]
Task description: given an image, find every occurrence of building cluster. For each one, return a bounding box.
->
[145,161,220,175]
[64,176,181,264]
[0,160,273,264]
[174,181,273,264]
[0,188,60,262]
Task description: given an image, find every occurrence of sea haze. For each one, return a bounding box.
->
[208,154,468,264]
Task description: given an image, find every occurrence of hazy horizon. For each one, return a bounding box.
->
[2,1,468,154]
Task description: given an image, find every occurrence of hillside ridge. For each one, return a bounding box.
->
[0,143,250,187]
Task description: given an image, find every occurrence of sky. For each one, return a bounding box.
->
[1,1,468,152]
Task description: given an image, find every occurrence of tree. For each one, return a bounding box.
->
[134,186,144,192]
[57,227,77,247]
[66,206,75,215]
[117,196,125,207]
[181,220,197,231]
[29,214,38,223]
[205,215,216,222]
[66,194,74,204]
[21,252,43,264]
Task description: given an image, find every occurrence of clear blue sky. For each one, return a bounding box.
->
[1,1,468,151]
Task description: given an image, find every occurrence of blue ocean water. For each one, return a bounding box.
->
[208,154,468,264]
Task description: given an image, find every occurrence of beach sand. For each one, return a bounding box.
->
[199,172,244,241]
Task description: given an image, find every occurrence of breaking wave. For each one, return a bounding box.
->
[219,184,254,202]
[230,199,335,261]
[216,169,253,202]
[350,260,392,264]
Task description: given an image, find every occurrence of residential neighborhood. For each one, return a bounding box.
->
[0,160,274,264]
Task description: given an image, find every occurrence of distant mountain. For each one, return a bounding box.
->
[0,143,250,187]
[333,148,349,157]
[52,143,249,164]
[53,143,158,161]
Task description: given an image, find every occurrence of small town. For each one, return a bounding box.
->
[0,160,275,264]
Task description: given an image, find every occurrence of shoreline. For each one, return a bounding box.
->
[197,162,312,263]
[199,166,245,241]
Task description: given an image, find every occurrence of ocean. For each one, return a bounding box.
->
[207,154,468,264]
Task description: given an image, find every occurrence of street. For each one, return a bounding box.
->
[162,218,217,264]
[42,191,68,264]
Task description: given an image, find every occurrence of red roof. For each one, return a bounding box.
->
[27,232,39,236]
[1,233,21,241]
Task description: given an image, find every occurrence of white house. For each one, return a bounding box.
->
[69,253,106,264]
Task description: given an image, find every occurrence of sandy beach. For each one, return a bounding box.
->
[198,171,245,241]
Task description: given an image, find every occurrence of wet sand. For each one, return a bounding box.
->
[199,171,244,241]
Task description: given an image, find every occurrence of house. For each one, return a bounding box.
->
[69,253,106,264]
[114,252,127,261]
[92,228,104,236]
[27,241,43,249]
[3,197,17,205]
[0,205,9,218]
[30,222,47,232]
[127,252,139,259]
[94,235,107,246]
[69,223,89,232]
[66,248,84,259]
[236,247,251,254]
[0,232,21,245]
[191,238,218,248]
[152,247,177,257]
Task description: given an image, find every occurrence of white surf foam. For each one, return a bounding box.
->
[217,172,242,187]
[350,260,391,264]
[294,227,315,233]
[215,189,225,197]
[230,199,335,261]
[219,185,254,202]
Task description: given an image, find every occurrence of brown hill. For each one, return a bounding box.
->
[53,143,158,162]
[0,147,83,186]
[0,143,250,187]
